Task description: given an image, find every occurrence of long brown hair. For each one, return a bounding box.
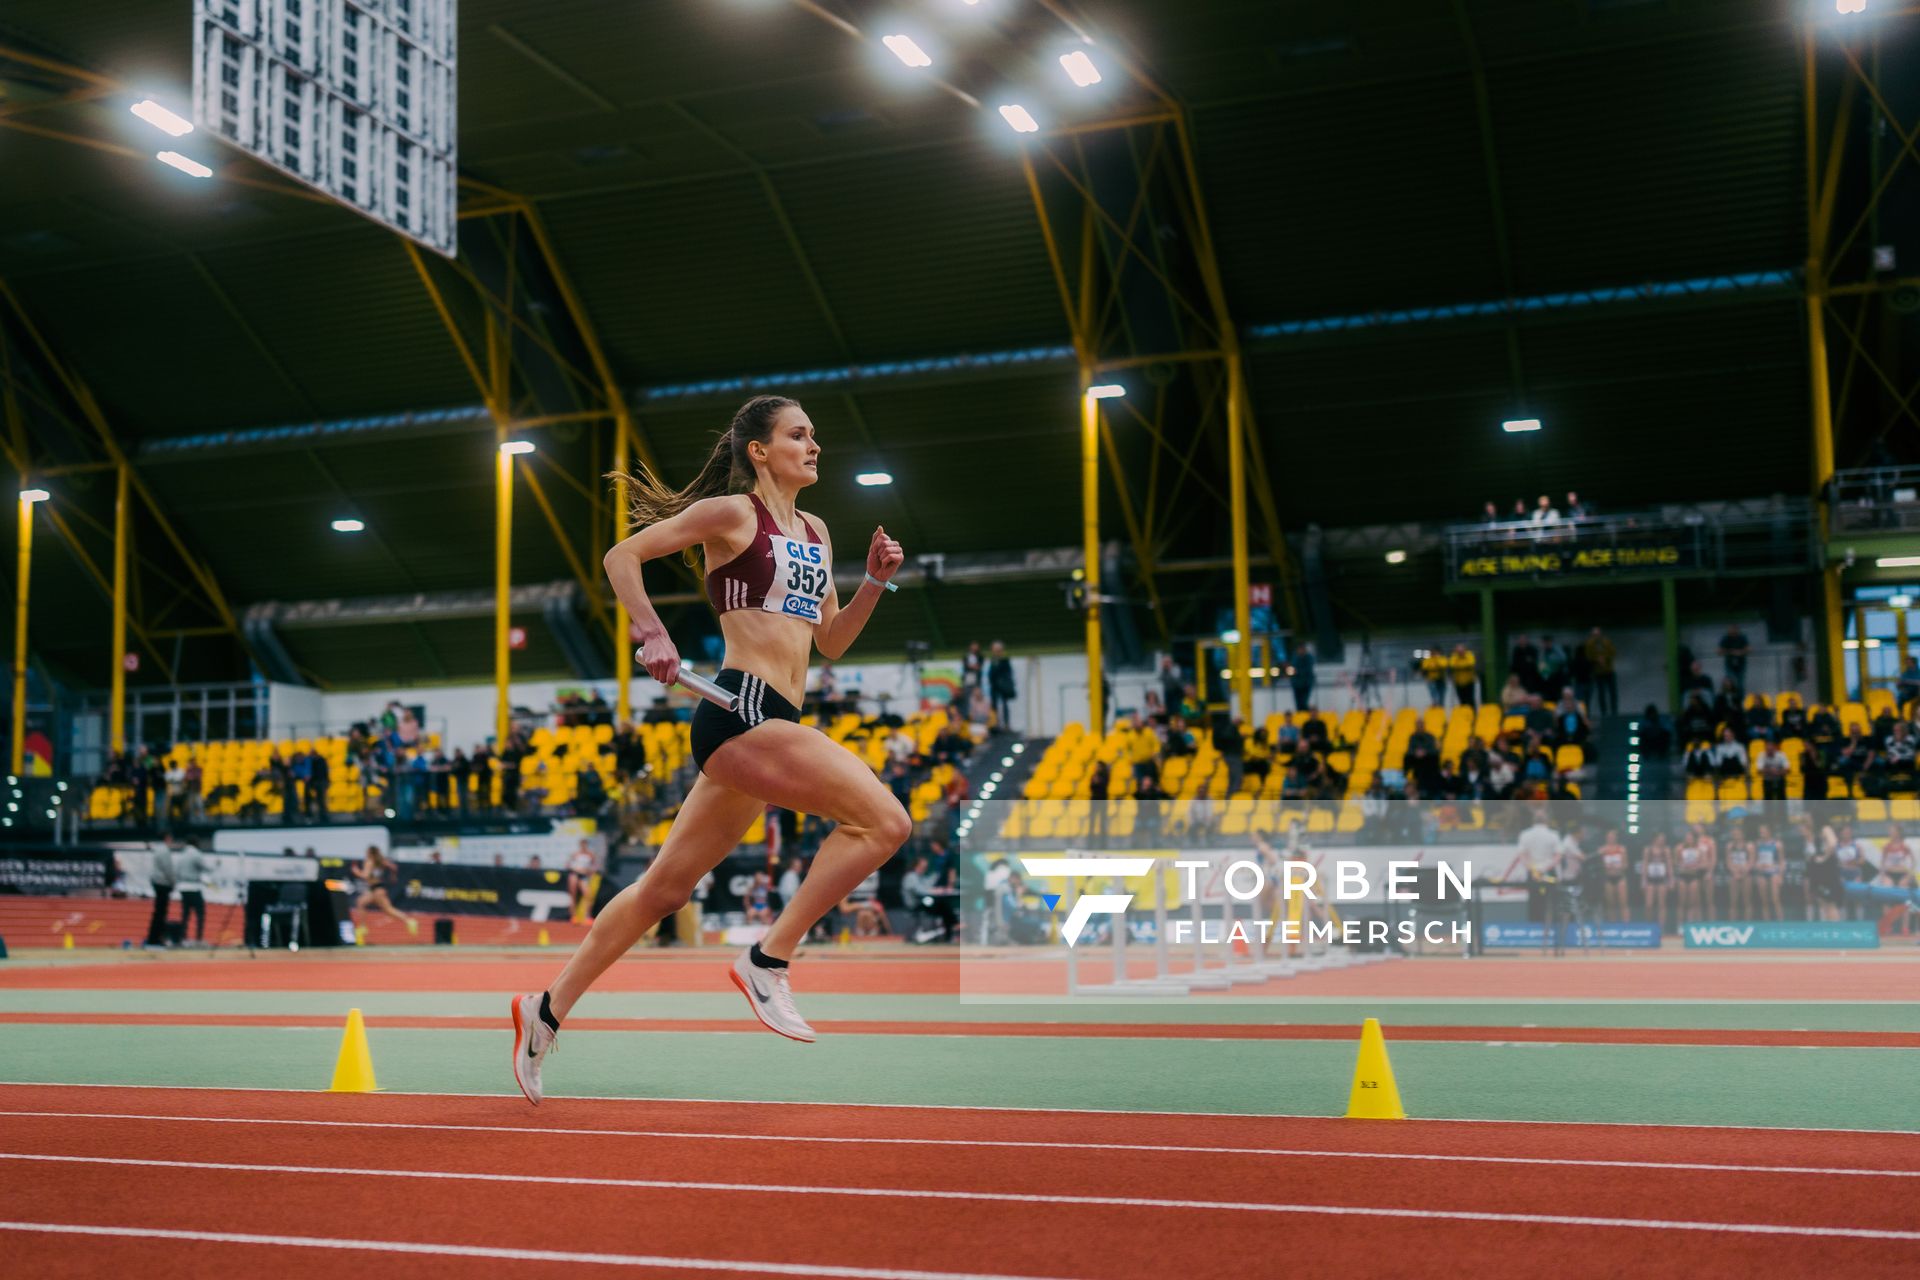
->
[613,396,798,568]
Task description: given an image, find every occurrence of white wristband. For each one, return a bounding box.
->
[864,572,898,593]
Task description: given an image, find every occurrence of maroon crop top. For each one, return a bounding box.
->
[706,493,832,624]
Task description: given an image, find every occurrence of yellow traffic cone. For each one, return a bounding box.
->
[837,927,851,947]
[328,1008,379,1093]
[354,925,367,946]
[61,932,74,950]
[1344,1017,1406,1120]
[536,927,551,947]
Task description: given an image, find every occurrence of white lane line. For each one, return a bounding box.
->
[0,1220,1074,1279]
[3,1153,1919,1241]
[2,1110,1916,1180]
[1,1080,1916,1137]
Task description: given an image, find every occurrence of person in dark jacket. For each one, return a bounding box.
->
[987,641,1018,733]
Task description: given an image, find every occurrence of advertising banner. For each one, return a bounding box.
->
[1682,921,1879,949]
[0,848,113,894]
[1481,921,1662,949]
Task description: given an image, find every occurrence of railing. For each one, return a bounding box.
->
[1443,502,1816,588]
[1831,466,1920,534]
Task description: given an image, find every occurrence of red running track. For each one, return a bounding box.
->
[0,1086,1915,1278]
[9,952,1920,1000]
[4,1011,1917,1048]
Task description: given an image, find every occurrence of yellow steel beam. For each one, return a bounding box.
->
[404,241,496,417]
[12,491,32,774]
[1228,354,1253,721]
[1808,33,1847,705]
[1081,378,1103,734]
[613,419,632,723]
[0,278,244,640]
[110,464,127,752]
[495,441,513,748]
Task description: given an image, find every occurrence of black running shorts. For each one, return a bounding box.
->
[689,668,801,774]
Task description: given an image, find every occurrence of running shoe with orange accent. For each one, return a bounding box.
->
[510,991,558,1105]
[730,949,816,1043]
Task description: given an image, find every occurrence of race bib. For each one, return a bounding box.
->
[765,537,830,622]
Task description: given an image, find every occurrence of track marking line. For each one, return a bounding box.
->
[0,1220,1072,1279]
[5,1110,1917,1180]
[2,1081,1915,1136]
[4,1153,1919,1240]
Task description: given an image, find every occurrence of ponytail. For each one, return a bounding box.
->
[609,395,799,568]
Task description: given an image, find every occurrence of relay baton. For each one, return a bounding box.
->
[663,660,738,713]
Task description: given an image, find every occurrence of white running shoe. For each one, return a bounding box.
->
[510,992,559,1105]
[730,950,816,1043]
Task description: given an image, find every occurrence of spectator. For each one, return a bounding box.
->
[1719,624,1751,695]
[1567,640,1593,710]
[1480,499,1502,525]
[428,749,450,813]
[987,641,1018,732]
[1163,715,1196,758]
[164,759,188,830]
[174,842,210,946]
[1677,693,1715,744]
[1712,680,1748,740]
[1638,705,1672,755]
[307,749,331,821]
[144,842,176,949]
[1710,727,1749,779]
[1554,696,1591,750]
[471,745,493,813]
[1287,642,1316,712]
[1538,636,1568,701]
[1212,713,1245,794]
[1448,643,1478,707]
[1683,660,1714,701]
[1510,498,1529,521]
[1158,656,1186,721]
[1900,655,1920,711]
[1530,495,1560,525]
[1420,649,1449,707]
[183,757,205,824]
[1244,729,1272,786]
[1524,694,1554,738]
[1500,672,1530,713]
[1757,737,1790,801]
[1583,627,1619,717]
[1833,726,1875,785]
[1565,492,1589,520]
[960,640,985,694]
[1508,634,1540,695]
[575,766,608,816]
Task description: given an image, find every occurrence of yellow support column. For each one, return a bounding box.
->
[109,464,128,754]
[1227,355,1254,723]
[495,442,514,748]
[12,485,36,774]
[1806,34,1846,704]
[1081,378,1103,734]
[612,420,632,725]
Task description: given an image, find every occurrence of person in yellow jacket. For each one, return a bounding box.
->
[1449,643,1479,708]
[1420,650,1449,707]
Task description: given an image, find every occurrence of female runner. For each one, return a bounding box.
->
[353,846,418,938]
[1752,823,1784,921]
[1878,823,1915,936]
[1640,832,1673,933]
[1597,828,1629,922]
[511,396,908,1104]
[1724,826,1754,921]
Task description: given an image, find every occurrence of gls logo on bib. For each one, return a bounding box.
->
[771,538,827,622]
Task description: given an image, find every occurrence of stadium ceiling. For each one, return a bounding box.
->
[0,0,1818,688]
